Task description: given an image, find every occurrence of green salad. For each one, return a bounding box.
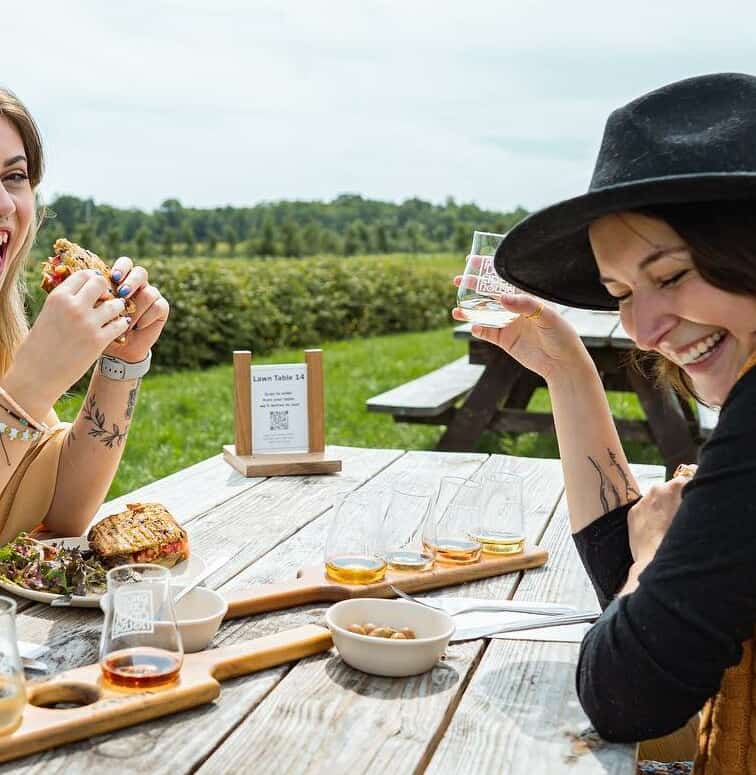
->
[0,533,107,596]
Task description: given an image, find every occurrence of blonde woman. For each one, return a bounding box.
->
[0,88,169,542]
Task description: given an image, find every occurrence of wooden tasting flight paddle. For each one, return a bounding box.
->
[0,625,332,764]
[222,545,549,619]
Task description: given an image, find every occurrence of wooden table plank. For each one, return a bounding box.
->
[190,456,564,775]
[560,308,620,348]
[6,448,408,773]
[425,463,664,775]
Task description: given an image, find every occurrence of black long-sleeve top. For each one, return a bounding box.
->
[572,365,756,743]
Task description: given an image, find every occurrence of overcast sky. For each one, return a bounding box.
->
[5,1,755,213]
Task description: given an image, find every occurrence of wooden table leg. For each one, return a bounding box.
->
[626,366,700,477]
[437,349,525,451]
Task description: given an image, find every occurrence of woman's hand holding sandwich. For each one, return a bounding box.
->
[102,256,169,363]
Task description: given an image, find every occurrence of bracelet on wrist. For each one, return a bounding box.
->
[0,386,49,432]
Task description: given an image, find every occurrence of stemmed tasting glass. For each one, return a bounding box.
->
[0,597,25,735]
[424,477,483,565]
[324,489,388,584]
[457,231,521,327]
[469,471,525,554]
[383,486,435,572]
[99,564,184,689]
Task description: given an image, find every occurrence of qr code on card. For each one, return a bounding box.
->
[475,256,507,295]
[269,410,289,431]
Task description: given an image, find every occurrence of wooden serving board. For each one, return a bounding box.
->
[224,546,548,619]
[1,625,331,764]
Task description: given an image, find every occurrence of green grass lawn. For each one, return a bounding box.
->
[55,325,663,498]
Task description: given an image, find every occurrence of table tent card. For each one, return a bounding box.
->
[223,349,342,477]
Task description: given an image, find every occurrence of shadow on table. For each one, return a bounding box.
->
[324,653,459,699]
[473,656,635,773]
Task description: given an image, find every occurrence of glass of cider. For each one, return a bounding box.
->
[424,477,483,565]
[99,564,184,689]
[469,471,525,555]
[325,489,389,584]
[383,487,435,572]
[0,597,25,736]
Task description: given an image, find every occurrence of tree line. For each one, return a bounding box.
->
[32,193,528,260]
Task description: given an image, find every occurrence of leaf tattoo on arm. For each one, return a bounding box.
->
[125,380,140,420]
[607,449,641,500]
[83,394,128,448]
[587,455,621,513]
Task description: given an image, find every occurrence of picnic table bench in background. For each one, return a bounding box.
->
[9,447,660,773]
[367,308,717,477]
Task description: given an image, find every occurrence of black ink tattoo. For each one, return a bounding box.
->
[125,379,140,420]
[607,449,641,500]
[587,455,621,513]
[83,394,128,448]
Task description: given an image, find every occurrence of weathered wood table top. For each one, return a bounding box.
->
[7,447,664,774]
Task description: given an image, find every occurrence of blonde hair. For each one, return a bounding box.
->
[0,88,44,375]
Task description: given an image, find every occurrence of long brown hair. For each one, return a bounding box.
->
[0,88,44,374]
[632,201,756,402]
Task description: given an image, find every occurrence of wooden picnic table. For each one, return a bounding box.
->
[368,309,713,478]
[7,446,664,774]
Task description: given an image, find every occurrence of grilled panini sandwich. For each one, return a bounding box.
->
[41,238,138,315]
[88,503,190,568]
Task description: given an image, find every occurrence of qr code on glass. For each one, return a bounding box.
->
[475,256,507,295]
[270,410,289,431]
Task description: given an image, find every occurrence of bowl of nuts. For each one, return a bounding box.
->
[325,598,455,677]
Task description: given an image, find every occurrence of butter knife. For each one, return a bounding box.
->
[450,610,601,642]
[21,657,48,672]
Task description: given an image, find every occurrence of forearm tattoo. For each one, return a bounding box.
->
[83,395,128,448]
[125,379,140,420]
[587,454,622,513]
[607,449,641,500]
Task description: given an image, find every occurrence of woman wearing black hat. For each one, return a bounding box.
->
[454,73,756,775]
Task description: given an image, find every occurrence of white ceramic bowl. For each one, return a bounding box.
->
[172,587,228,653]
[100,586,228,653]
[325,598,455,677]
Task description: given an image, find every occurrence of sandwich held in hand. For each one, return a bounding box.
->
[40,239,138,336]
[87,503,190,569]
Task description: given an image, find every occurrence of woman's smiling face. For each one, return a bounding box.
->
[0,116,34,291]
[589,211,756,405]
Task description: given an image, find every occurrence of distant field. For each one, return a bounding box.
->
[55,325,662,499]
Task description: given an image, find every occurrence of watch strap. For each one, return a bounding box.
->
[99,351,152,381]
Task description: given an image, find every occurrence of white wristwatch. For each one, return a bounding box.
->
[99,350,152,381]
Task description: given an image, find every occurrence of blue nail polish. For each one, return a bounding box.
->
[111,270,122,282]
[118,285,131,297]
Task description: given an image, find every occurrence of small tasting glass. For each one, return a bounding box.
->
[424,477,483,565]
[470,471,526,555]
[324,489,388,584]
[0,597,25,736]
[99,564,184,689]
[383,487,435,572]
[457,231,521,327]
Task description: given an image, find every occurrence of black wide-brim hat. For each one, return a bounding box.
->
[494,72,756,310]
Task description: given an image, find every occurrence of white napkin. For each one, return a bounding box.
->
[424,597,592,644]
[18,641,49,659]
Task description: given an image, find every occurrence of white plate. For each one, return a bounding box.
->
[0,537,206,608]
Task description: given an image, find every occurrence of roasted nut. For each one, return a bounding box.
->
[363,622,378,634]
[347,624,367,635]
[399,627,416,639]
[369,627,395,638]
[390,632,408,640]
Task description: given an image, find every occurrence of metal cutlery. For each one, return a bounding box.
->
[451,610,601,642]
[390,585,575,617]
[21,657,48,672]
[173,559,226,604]
[50,594,73,607]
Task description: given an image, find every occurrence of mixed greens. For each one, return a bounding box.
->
[0,533,107,596]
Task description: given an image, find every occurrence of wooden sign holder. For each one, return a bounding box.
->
[223,349,342,477]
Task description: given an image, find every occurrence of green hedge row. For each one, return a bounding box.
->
[25,254,458,372]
